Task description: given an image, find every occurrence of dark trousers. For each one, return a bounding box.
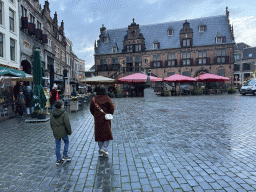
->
[16,106,24,117]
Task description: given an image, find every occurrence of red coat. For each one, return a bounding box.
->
[90,95,115,141]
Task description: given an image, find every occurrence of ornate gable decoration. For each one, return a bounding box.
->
[122,18,145,53]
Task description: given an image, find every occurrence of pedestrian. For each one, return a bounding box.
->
[50,100,72,165]
[16,89,26,118]
[43,87,50,114]
[25,86,33,115]
[51,84,59,109]
[13,82,20,101]
[90,85,115,157]
[19,81,27,95]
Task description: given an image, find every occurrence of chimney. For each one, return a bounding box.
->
[100,24,106,34]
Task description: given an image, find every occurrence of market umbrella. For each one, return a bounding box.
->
[82,76,116,84]
[33,49,46,110]
[117,73,162,83]
[195,73,230,82]
[163,74,196,95]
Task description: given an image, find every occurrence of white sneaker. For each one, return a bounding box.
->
[100,149,109,156]
[99,153,103,157]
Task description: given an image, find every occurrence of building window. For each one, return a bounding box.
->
[37,21,41,29]
[234,54,240,61]
[10,38,15,61]
[182,71,191,77]
[0,1,3,25]
[21,5,27,17]
[182,52,191,65]
[9,9,14,32]
[182,39,191,47]
[30,14,35,24]
[55,45,59,58]
[217,50,226,63]
[62,51,65,62]
[0,33,3,57]
[47,38,51,47]
[198,51,207,64]
[243,63,250,71]
[113,47,117,53]
[153,55,161,67]
[244,73,251,80]
[216,37,222,44]
[216,36,226,44]
[168,29,173,36]
[153,43,160,49]
[112,58,118,64]
[217,69,225,77]
[135,44,141,52]
[127,45,133,52]
[100,59,107,65]
[234,64,240,71]
[167,53,175,66]
[198,25,206,33]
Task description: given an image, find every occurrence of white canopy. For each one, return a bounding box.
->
[82,76,116,84]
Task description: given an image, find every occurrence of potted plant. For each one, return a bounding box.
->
[31,111,38,118]
[36,110,47,119]
[227,87,236,94]
[193,86,202,95]
[116,88,123,98]
[164,90,170,96]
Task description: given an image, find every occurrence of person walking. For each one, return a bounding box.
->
[51,84,59,109]
[25,86,33,115]
[16,90,26,118]
[90,85,115,157]
[50,100,72,165]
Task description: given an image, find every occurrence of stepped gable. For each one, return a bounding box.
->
[95,15,233,55]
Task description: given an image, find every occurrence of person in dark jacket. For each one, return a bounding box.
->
[50,100,72,165]
[90,85,115,157]
[16,90,26,118]
[25,86,33,115]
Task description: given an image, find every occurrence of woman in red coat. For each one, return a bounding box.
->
[90,85,115,157]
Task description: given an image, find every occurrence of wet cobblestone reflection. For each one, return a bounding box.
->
[0,94,256,191]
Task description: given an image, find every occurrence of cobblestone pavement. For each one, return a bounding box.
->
[1,94,256,192]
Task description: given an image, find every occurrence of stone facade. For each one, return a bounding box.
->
[94,8,235,88]
[0,0,21,69]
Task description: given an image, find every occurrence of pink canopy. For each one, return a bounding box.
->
[164,74,196,82]
[195,73,230,82]
[117,73,162,83]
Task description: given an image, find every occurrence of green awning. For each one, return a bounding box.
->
[0,66,26,77]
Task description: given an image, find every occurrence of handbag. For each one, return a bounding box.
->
[93,97,113,120]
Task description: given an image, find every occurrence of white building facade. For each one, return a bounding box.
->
[0,0,20,69]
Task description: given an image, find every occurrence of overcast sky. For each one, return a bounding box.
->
[39,0,256,70]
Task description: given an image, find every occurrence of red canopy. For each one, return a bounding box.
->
[195,73,230,82]
[164,74,196,83]
[117,73,162,83]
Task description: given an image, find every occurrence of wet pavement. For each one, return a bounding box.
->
[0,94,256,191]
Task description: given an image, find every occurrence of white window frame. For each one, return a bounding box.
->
[37,20,41,29]
[216,37,222,44]
[47,38,51,47]
[199,25,205,33]
[21,5,27,17]
[10,38,16,61]
[0,1,3,26]
[168,29,173,36]
[0,32,3,58]
[113,47,117,53]
[62,50,65,62]
[9,9,15,32]
[55,45,59,58]
[29,13,35,24]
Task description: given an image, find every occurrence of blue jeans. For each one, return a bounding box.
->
[55,136,69,160]
[98,141,109,154]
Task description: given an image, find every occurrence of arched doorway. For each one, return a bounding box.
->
[194,69,210,77]
[21,60,32,74]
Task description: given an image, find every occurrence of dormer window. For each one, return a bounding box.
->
[153,39,160,49]
[198,24,206,33]
[215,32,226,44]
[167,27,173,36]
[113,47,117,53]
